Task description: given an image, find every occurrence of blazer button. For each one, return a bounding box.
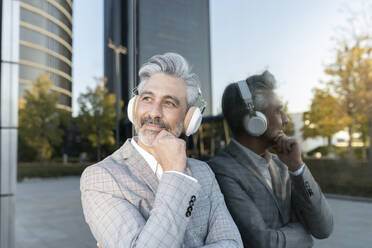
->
[185,211,192,217]
[187,206,193,212]
[191,195,196,201]
[189,200,194,207]
[308,189,314,196]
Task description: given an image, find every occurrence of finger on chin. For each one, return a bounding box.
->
[286,141,291,153]
[155,130,171,140]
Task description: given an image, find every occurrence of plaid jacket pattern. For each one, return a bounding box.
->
[81,139,243,248]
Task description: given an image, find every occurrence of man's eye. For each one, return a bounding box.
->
[142,96,151,102]
[164,101,176,107]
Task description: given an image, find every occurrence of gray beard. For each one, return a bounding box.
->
[136,121,184,147]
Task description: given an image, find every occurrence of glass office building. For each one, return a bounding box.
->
[19,0,73,111]
[104,0,212,115]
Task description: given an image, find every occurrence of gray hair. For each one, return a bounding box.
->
[137,52,201,108]
[246,70,277,111]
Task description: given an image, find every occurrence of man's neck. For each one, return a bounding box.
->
[235,134,271,156]
[135,137,155,156]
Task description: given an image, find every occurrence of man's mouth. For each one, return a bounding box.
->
[143,123,165,132]
[140,116,170,132]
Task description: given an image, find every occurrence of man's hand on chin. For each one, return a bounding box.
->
[272,131,303,172]
[149,130,187,173]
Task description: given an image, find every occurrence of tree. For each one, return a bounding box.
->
[77,79,122,161]
[18,74,68,162]
[314,0,372,163]
[302,88,351,146]
[324,37,372,146]
[323,1,372,157]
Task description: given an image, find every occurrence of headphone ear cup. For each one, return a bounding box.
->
[243,111,267,136]
[127,96,138,124]
[184,106,202,136]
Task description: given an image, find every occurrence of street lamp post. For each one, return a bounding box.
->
[108,39,127,148]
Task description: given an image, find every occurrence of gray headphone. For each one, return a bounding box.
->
[236,80,267,136]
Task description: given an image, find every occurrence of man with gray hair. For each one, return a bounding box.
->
[208,71,333,247]
[80,52,243,248]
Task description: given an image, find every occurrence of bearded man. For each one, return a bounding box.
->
[208,71,333,248]
[80,53,243,248]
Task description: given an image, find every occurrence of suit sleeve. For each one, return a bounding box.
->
[215,174,313,248]
[202,168,243,248]
[290,165,334,239]
[80,165,200,248]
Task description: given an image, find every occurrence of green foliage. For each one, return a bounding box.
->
[77,81,122,161]
[324,38,372,145]
[305,159,372,198]
[304,38,372,155]
[303,3,372,156]
[18,74,69,162]
[302,88,350,144]
[17,162,91,181]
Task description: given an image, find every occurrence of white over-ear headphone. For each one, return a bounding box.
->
[236,80,267,136]
[127,89,205,136]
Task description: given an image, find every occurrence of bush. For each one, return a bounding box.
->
[305,159,372,198]
[17,162,92,181]
[307,146,337,157]
[306,145,370,161]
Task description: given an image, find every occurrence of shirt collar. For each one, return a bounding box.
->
[131,137,163,179]
[230,138,272,168]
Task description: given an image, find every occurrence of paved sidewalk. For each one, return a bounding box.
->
[15,177,96,248]
[15,176,372,247]
[314,196,372,248]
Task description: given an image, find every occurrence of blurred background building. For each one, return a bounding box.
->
[18,0,73,112]
[1,1,19,247]
[104,0,212,115]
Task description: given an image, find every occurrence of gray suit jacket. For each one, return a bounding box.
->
[208,140,333,248]
[80,139,243,248]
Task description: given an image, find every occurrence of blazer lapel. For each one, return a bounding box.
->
[112,140,159,195]
[225,142,285,221]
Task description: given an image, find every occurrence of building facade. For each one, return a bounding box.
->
[19,0,73,111]
[1,1,19,247]
[104,0,212,115]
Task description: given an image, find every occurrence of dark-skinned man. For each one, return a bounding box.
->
[208,71,333,248]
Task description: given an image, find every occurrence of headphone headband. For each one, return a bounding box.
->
[237,80,254,113]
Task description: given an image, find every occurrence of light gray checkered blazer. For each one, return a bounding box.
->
[80,139,243,248]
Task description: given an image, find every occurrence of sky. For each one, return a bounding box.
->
[72,0,357,116]
[72,0,103,116]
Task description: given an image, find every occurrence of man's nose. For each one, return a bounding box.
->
[149,101,163,118]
